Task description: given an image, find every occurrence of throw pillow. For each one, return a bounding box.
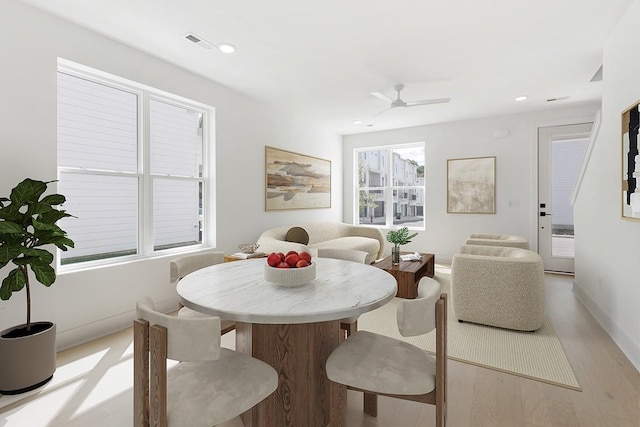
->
[285,227,309,245]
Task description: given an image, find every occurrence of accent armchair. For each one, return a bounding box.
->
[451,245,545,331]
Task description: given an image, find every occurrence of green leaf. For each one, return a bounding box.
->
[30,263,56,286]
[10,179,48,206]
[23,248,54,264]
[38,209,72,225]
[32,219,59,232]
[40,194,66,206]
[0,245,22,264]
[0,221,22,234]
[0,268,26,300]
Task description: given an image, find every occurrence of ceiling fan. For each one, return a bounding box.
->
[370,84,450,114]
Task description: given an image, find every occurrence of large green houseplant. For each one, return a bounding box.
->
[0,178,74,394]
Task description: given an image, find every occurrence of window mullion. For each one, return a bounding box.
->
[140,92,152,256]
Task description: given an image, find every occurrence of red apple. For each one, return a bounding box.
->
[286,250,298,257]
[267,252,281,267]
[296,259,309,268]
[285,253,300,267]
[277,262,290,268]
[277,252,286,262]
[299,251,312,262]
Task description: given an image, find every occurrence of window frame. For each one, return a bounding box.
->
[57,60,214,272]
[354,142,426,230]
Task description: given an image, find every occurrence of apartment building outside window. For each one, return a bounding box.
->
[355,143,425,229]
[56,63,212,267]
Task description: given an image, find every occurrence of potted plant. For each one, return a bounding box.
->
[0,178,74,394]
[386,227,418,265]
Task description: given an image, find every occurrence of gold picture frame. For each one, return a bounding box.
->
[621,101,640,221]
[447,156,496,214]
[265,146,331,211]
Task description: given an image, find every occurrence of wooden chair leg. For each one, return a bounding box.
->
[149,325,168,427]
[133,320,149,427]
[363,392,378,417]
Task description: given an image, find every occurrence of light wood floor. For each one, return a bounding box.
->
[0,273,638,426]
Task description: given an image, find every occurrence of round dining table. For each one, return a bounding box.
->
[177,256,397,427]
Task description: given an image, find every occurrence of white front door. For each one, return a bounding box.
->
[538,123,592,273]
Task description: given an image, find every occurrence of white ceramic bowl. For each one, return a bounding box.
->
[264,262,316,286]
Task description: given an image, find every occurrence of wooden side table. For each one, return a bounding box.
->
[373,252,435,299]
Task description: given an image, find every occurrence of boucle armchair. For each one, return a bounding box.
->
[465,233,529,249]
[451,245,545,331]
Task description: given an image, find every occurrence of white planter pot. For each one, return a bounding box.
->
[0,322,56,395]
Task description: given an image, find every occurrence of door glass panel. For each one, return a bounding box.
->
[551,138,589,257]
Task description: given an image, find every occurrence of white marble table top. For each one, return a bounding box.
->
[176,257,397,324]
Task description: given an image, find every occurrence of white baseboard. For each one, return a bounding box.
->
[56,297,177,352]
[572,280,640,372]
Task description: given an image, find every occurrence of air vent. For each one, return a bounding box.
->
[184,33,213,50]
[546,96,569,102]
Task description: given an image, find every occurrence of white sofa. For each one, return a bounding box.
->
[451,245,545,331]
[465,233,529,249]
[256,221,385,264]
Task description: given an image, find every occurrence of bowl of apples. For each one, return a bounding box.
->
[264,250,316,286]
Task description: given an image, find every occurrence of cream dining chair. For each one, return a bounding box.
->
[311,248,370,340]
[170,251,236,335]
[325,277,448,426]
[133,297,278,427]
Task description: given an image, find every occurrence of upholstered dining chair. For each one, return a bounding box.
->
[312,248,370,340]
[326,278,447,426]
[170,251,235,335]
[133,297,278,427]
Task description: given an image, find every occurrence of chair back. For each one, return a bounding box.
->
[136,297,221,362]
[170,251,224,282]
[396,278,441,337]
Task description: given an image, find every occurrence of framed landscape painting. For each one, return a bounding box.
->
[447,156,496,214]
[265,146,331,211]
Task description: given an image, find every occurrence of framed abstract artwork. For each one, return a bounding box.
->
[621,101,640,221]
[265,146,331,211]
[447,156,496,214]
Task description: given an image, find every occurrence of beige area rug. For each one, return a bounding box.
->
[359,264,581,391]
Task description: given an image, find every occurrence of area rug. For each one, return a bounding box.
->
[358,264,581,391]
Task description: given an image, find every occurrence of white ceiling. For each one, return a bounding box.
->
[21,0,632,135]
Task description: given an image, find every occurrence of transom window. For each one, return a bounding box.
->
[355,143,425,229]
[56,63,211,267]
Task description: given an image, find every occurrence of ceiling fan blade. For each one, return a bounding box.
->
[406,98,451,107]
[370,91,393,103]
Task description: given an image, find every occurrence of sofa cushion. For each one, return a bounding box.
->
[285,226,309,245]
[310,236,380,263]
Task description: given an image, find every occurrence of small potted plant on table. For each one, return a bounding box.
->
[386,227,418,265]
[0,178,74,394]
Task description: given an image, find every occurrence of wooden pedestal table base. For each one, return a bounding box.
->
[236,321,347,427]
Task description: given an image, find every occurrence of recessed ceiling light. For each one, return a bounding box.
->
[218,43,236,54]
[515,96,528,102]
[353,120,363,125]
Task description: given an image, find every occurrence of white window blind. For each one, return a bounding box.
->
[56,67,210,266]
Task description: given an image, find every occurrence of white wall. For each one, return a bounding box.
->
[573,0,640,370]
[343,104,599,262]
[0,1,342,349]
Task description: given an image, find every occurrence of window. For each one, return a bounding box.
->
[57,65,211,267]
[355,143,425,229]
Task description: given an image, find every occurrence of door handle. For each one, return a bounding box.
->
[539,212,553,217]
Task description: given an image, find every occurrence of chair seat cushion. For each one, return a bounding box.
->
[326,331,436,395]
[167,348,278,426]
[177,306,235,331]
